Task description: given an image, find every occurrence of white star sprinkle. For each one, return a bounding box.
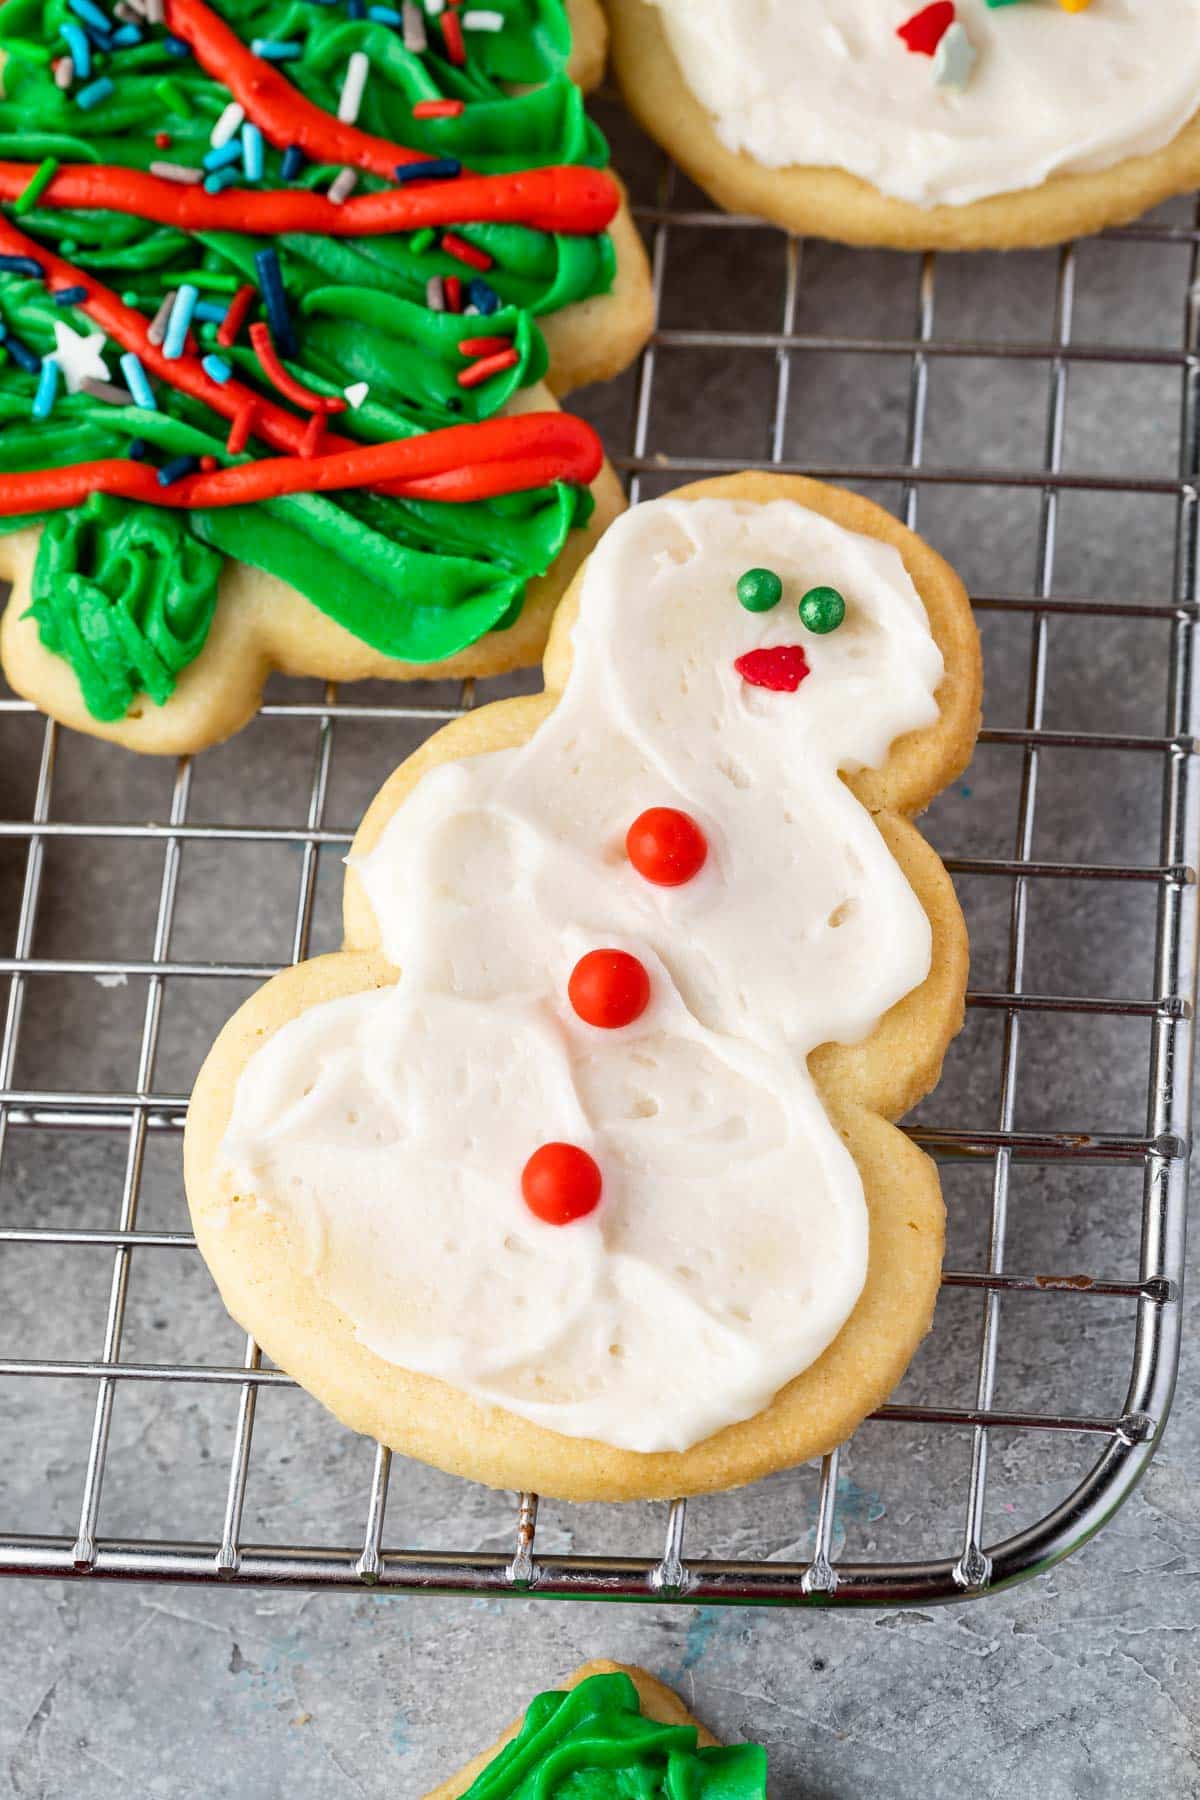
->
[344,381,369,409]
[52,320,110,394]
[933,22,976,90]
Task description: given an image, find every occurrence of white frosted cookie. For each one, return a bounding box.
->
[606,0,1200,250]
[0,0,651,752]
[185,475,981,1501]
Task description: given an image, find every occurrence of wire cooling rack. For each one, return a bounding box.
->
[0,110,1195,1606]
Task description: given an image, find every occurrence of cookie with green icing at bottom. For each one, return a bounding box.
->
[426,1664,767,1800]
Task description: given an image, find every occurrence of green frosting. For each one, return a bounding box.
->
[461,1674,768,1799]
[0,0,614,718]
[30,492,222,720]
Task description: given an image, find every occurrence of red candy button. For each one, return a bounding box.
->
[625,807,708,887]
[897,1,955,55]
[521,1142,602,1226]
[569,949,651,1029]
[734,645,811,692]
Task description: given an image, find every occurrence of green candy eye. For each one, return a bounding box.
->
[736,567,783,612]
[799,585,846,634]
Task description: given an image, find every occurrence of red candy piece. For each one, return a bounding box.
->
[521,1142,602,1226]
[896,2,955,55]
[626,807,708,887]
[569,949,651,1030]
[734,645,811,692]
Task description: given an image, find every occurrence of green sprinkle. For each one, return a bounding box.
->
[155,77,192,117]
[175,270,243,292]
[410,227,436,254]
[798,585,846,634]
[13,156,59,217]
[59,237,78,256]
[121,289,140,307]
[736,566,783,613]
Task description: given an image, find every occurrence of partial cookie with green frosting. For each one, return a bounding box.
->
[0,0,647,749]
[425,1663,768,1800]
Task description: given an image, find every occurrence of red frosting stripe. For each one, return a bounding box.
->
[159,0,617,235]
[0,160,618,238]
[0,413,603,514]
[0,212,603,503]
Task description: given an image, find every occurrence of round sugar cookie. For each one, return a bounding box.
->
[605,0,1200,251]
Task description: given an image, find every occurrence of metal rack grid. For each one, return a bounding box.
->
[0,129,1195,1606]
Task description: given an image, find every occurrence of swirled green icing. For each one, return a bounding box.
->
[0,0,613,718]
[30,492,223,720]
[462,1673,768,1799]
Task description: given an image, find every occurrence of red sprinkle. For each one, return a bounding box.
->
[568,950,651,1031]
[154,131,172,148]
[217,280,257,348]
[456,346,519,388]
[458,334,510,356]
[300,411,325,458]
[444,273,463,312]
[521,1142,602,1226]
[199,453,218,472]
[248,320,347,413]
[441,229,492,272]
[412,98,465,119]
[440,10,465,64]
[225,400,256,455]
[896,2,955,56]
[734,645,811,692]
[625,808,708,888]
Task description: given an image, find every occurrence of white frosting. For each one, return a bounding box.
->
[642,0,1200,208]
[219,496,944,1454]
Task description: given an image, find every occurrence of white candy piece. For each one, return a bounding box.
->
[52,320,110,394]
[932,21,976,91]
[344,380,370,408]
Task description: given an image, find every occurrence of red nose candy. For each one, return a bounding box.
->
[625,807,708,887]
[734,645,811,692]
[897,2,955,56]
[521,1142,603,1226]
[569,949,651,1029]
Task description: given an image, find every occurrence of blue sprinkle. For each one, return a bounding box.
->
[242,121,264,181]
[60,21,92,77]
[6,334,42,374]
[163,32,190,54]
[118,351,157,410]
[0,253,46,277]
[111,21,141,45]
[254,245,295,355]
[203,167,241,194]
[0,324,7,341]
[67,0,112,33]
[467,277,500,315]
[193,300,228,323]
[346,0,365,16]
[251,37,301,58]
[393,156,462,184]
[53,284,89,305]
[32,357,59,420]
[202,352,232,383]
[127,437,148,460]
[162,282,198,360]
[157,453,199,487]
[368,5,401,19]
[202,140,243,173]
[75,74,114,109]
[86,23,115,49]
[281,143,304,180]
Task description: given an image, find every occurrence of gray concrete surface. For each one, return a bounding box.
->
[0,104,1197,1797]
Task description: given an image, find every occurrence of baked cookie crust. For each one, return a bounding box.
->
[184,473,982,1501]
[425,1662,721,1800]
[604,0,1200,251]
